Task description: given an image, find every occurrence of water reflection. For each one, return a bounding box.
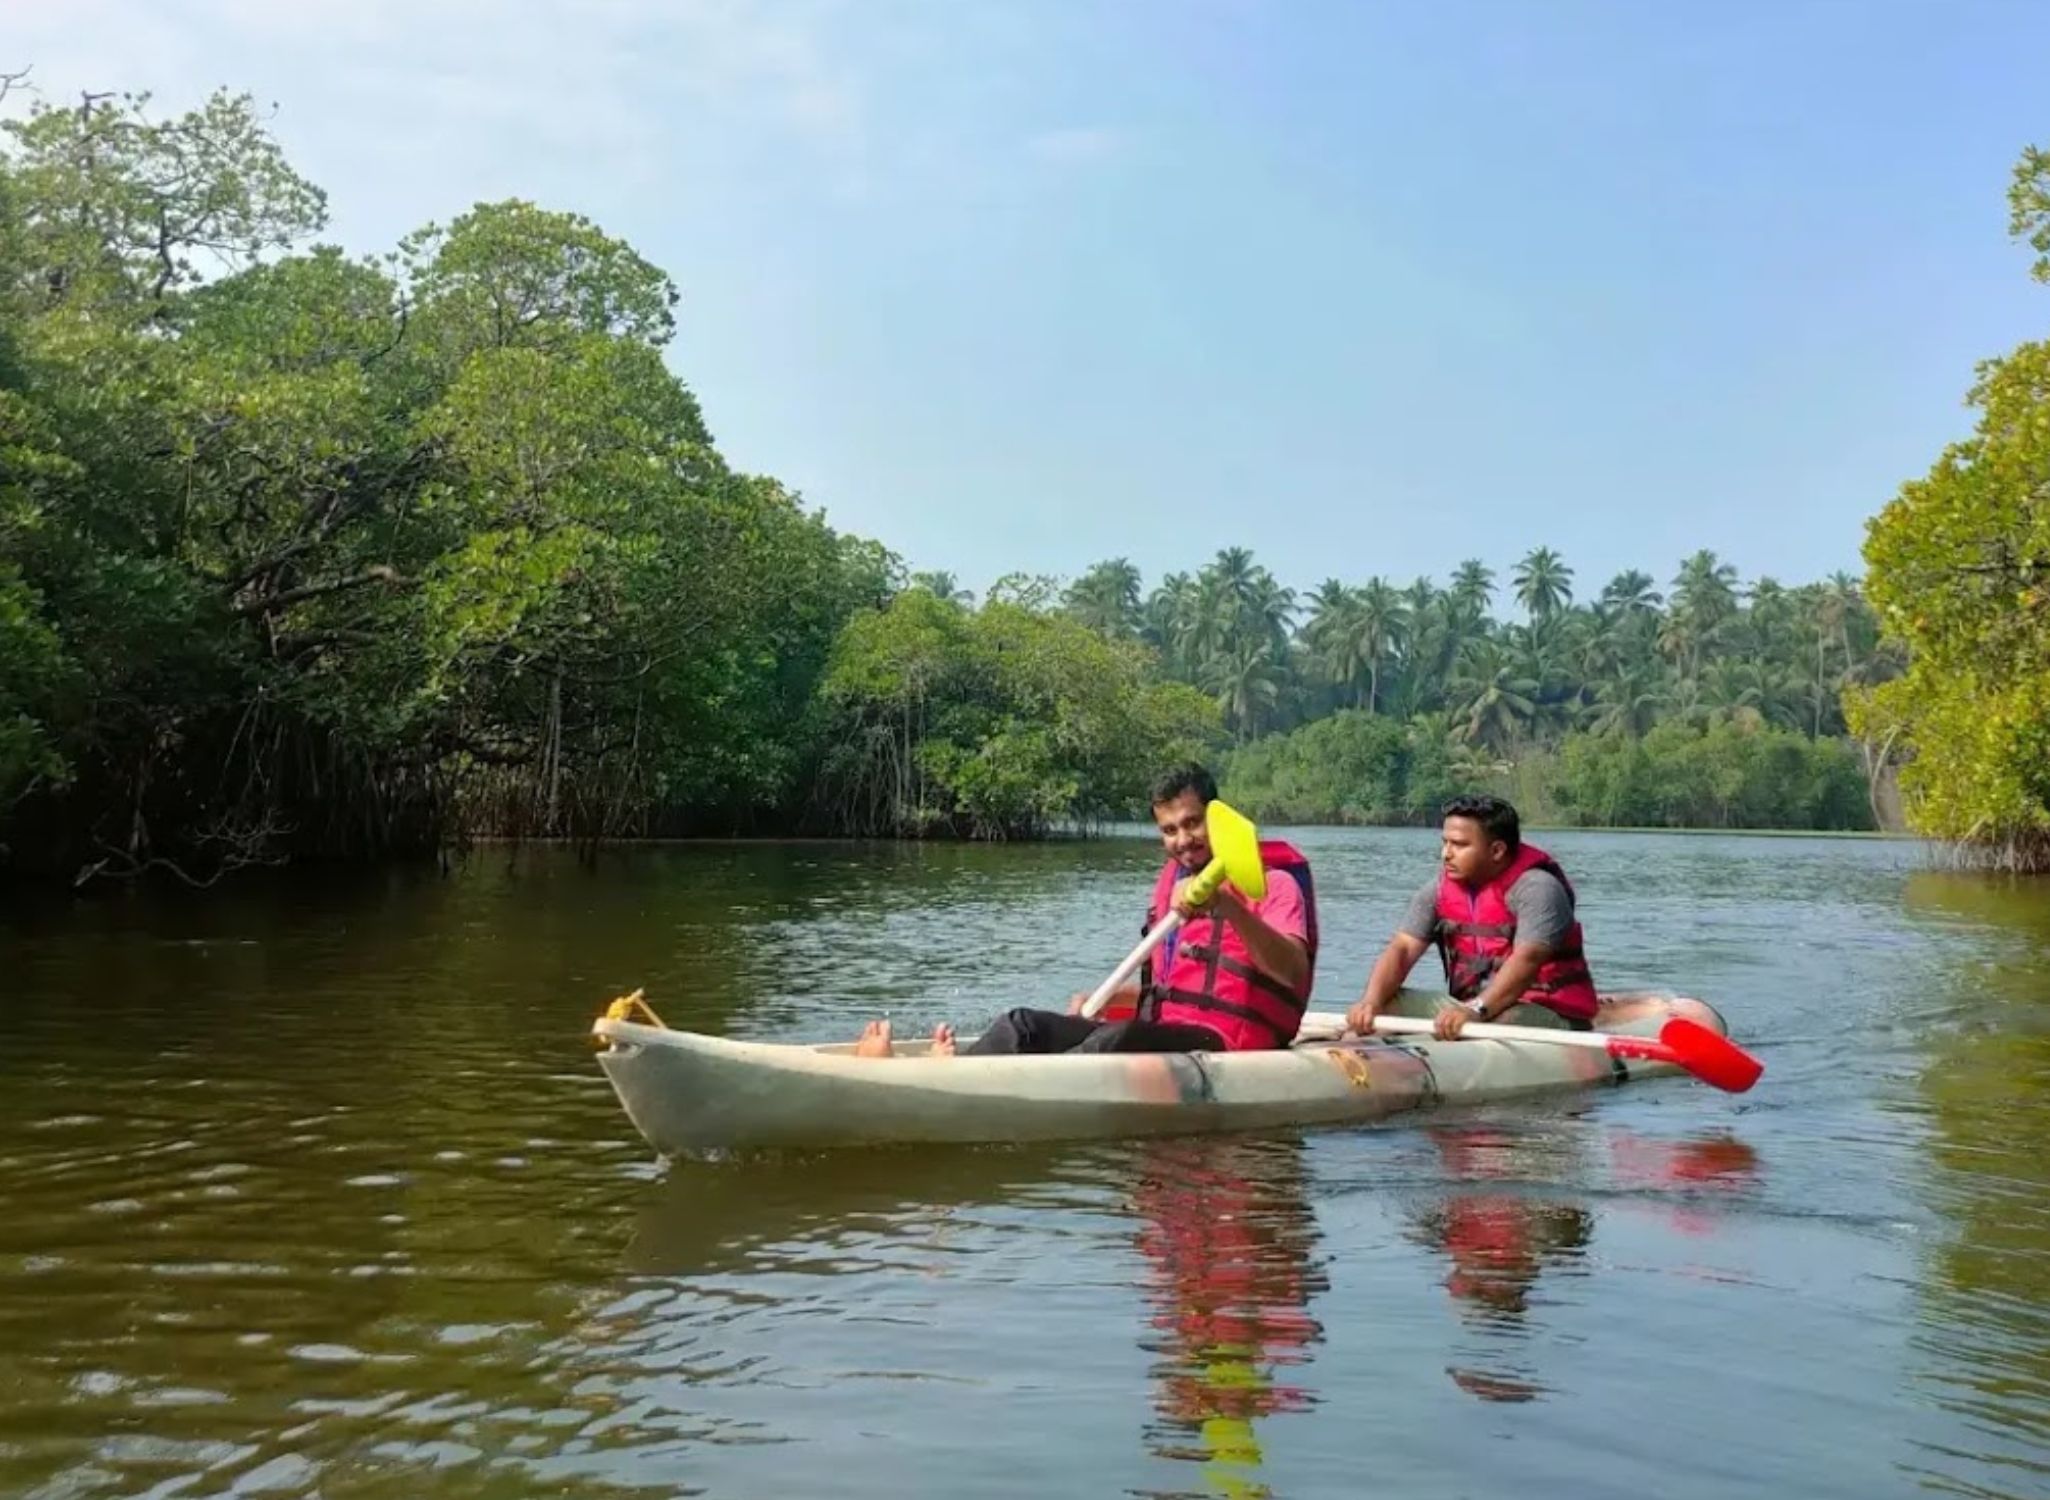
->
[1402,1125,1593,1403]
[1400,1122,1764,1405]
[1900,872,2050,1499]
[623,1142,1099,1277]
[625,1137,1334,1500]
[1606,1130,1763,1239]
[1132,1138,1326,1500]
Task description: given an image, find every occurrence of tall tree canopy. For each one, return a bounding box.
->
[1852,152,2050,870]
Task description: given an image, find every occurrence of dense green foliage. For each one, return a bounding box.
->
[1067,545,1896,751]
[1071,545,1896,833]
[0,88,1221,875]
[1219,712,1870,831]
[0,89,906,880]
[1545,721,1868,830]
[1214,712,1453,826]
[0,85,1899,884]
[813,586,1219,838]
[1851,142,2050,871]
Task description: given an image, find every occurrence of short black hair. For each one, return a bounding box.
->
[1150,762,1218,808]
[1442,793,1520,852]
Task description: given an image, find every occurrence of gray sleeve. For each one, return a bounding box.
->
[1397,880,1440,942]
[1505,869,1573,950]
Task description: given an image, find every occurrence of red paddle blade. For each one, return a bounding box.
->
[1605,1034,1679,1065]
[1657,1018,1764,1094]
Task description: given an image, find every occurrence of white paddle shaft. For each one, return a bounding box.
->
[1298,1010,1625,1052]
[1078,909,1183,1019]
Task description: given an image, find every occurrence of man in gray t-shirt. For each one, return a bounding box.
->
[1346,794,1598,1041]
[1394,866,1577,953]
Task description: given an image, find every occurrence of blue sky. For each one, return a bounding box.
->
[6,0,2045,604]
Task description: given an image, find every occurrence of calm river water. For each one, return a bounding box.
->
[4,828,2048,1499]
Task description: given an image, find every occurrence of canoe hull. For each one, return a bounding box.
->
[592,992,1732,1155]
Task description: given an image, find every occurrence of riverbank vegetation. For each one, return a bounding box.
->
[1067,543,1896,833]
[1849,142,2050,872]
[1219,714,1870,832]
[0,84,1905,884]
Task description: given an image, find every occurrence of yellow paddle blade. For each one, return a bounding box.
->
[1204,797,1265,902]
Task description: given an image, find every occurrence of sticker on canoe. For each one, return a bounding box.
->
[1324,1048,1373,1089]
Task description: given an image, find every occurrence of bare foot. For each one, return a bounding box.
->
[852,1018,894,1058]
[929,1023,956,1057]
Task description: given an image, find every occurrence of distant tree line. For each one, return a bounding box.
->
[1062,544,1895,750]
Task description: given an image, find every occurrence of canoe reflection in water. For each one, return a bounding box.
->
[1133,1136,1328,1500]
[1410,1122,1762,1403]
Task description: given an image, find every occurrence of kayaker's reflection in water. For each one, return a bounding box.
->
[1412,1123,1762,1403]
[1133,1136,1327,1499]
[1409,1123,1594,1403]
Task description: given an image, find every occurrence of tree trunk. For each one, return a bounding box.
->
[1813,631,1827,737]
[544,665,563,835]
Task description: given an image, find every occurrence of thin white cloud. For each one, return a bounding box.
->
[0,0,873,202]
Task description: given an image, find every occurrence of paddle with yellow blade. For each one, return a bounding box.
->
[1077,798,1268,1020]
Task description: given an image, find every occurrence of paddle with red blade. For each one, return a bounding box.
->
[1599,1016,1763,1093]
[1315,1012,1764,1093]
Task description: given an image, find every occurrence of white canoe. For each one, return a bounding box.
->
[591,991,1737,1155]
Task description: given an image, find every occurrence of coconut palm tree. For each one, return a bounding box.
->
[1585,659,1665,738]
[1512,547,1574,620]
[1449,559,1496,617]
[1061,558,1143,637]
[1506,617,1579,738]
[908,570,974,606]
[1451,638,1540,752]
[1184,568,1236,670]
[1243,570,1299,658]
[1332,577,1409,713]
[1142,571,1196,674]
[1600,569,1662,616]
[1700,658,1767,719]
[1299,579,1358,711]
[1404,576,1438,619]
[1204,638,1286,742]
[1668,549,1739,677]
[1801,571,1864,729]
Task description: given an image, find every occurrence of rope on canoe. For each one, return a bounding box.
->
[601,988,669,1029]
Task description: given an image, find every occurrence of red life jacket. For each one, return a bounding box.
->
[1434,842,1599,1021]
[1138,842,1318,1051]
